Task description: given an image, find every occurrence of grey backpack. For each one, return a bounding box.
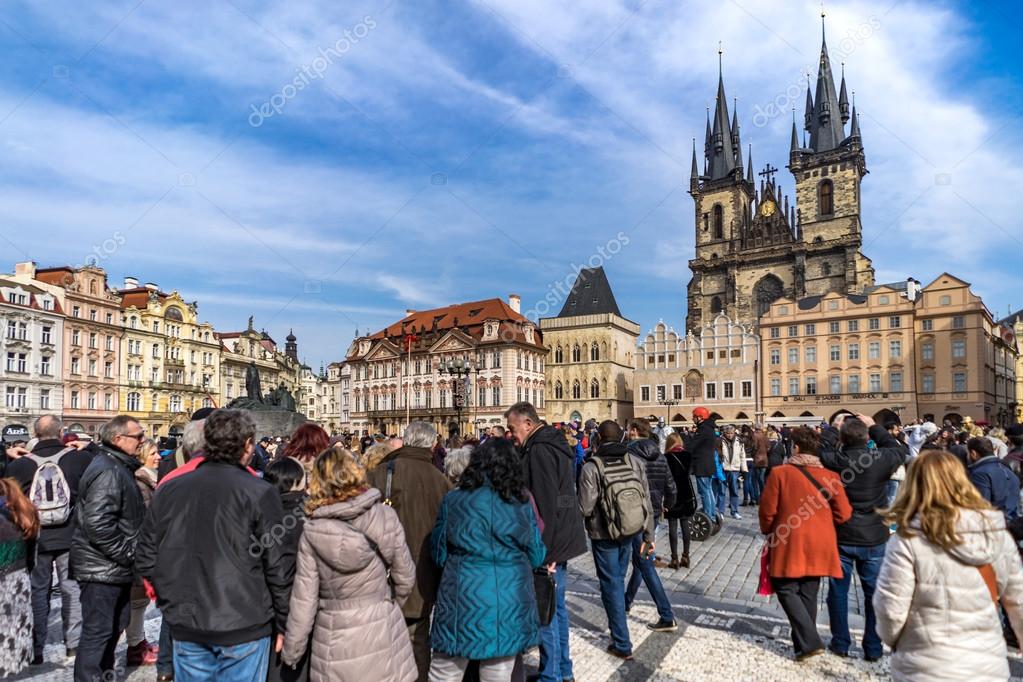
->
[27,447,76,526]
[593,453,648,541]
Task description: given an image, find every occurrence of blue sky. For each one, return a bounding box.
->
[1,0,1021,367]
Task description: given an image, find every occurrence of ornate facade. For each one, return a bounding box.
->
[217,318,299,407]
[541,267,638,424]
[687,29,873,333]
[0,275,63,428]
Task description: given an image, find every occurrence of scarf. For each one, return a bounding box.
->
[787,452,823,468]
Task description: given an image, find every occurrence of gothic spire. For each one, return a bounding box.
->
[809,18,845,152]
[746,144,754,183]
[732,99,744,173]
[690,138,700,191]
[790,109,800,152]
[838,63,850,123]
[804,82,814,132]
[707,46,737,180]
[849,101,862,141]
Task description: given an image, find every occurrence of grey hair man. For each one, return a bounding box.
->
[366,419,451,681]
[33,414,64,440]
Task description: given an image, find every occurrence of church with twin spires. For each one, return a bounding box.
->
[686,23,875,333]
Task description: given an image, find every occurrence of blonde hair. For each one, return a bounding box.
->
[884,449,994,551]
[363,442,396,471]
[306,445,368,513]
[665,432,684,452]
[137,438,158,464]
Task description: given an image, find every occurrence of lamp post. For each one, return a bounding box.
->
[438,353,482,436]
[657,398,680,425]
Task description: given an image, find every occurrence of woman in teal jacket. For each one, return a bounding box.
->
[429,438,548,681]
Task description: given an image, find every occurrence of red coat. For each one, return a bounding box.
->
[758,463,852,578]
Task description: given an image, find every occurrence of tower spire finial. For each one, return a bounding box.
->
[821,1,826,40]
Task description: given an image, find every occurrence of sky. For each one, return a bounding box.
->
[1,0,1021,368]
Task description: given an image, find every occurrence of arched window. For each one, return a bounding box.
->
[126,392,141,411]
[712,204,724,239]
[554,381,563,399]
[572,381,581,399]
[819,180,834,216]
[590,379,599,398]
[554,346,563,363]
[590,343,599,361]
[572,345,581,362]
[711,296,723,314]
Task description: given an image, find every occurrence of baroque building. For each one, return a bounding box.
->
[217,318,297,404]
[540,267,638,424]
[687,28,874,333]
[999,309,1023,424]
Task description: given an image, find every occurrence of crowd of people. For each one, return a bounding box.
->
[1,404,1023,680]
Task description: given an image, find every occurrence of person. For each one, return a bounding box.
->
[663,432,697,569]
[264,456,310,682]
[126,438,160,668]
[578,420,654,660]
[1005,425,1023,479]
[764,427,786,477]
[135,409,292,681]
[750,425,769,504]
[366,421,452,682]
[718,425,747,520]
[0,477,39,678]
[442,445,473,485]
[363,442,396,471]
[623,419,676,629]
[282,423,331,468]
[281,446,416,681]
[903,421,938,458]
[7,415,91,665]
[759,427,852,661]
[966,436,1020,521]
[874,450,1023,680]
[428,438,547,680]
[506,402,587,682]
[71,415,147,682]
[685,407,721,527]
[819,414,909,662]
[653,416,674,453]
[158,408,214,481]
[565,429,585,480]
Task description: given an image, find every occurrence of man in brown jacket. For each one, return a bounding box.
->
[751,425,770,504]
[366,420,451,682]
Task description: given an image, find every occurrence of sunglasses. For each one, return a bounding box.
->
[121,432,146,441]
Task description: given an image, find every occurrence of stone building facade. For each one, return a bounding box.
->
[633,314,759,425]
[687,31,873,333]
[217,319,299,406]
[1000,309,1023,424]
[541,267,638,424]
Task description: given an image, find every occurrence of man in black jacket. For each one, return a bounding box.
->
[819,414,908,662]
[506,402,586,682]
[71,415,146,682]
[684,407,720,525]
[8,416,94,663]
[136,409,291,681]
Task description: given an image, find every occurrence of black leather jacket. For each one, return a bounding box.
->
[70,444,145,584]
[627,437,677,515]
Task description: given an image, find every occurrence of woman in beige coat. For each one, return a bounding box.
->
[281,446,417,681]
[874,449,1023,681]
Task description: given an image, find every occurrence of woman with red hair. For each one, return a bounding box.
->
[0,477,40,677]
[282,424,331,466]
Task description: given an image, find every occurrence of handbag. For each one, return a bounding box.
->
[757,544,774,596]
[533,568,556,626]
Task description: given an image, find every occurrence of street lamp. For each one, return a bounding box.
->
[438,353,482,436]
[657,398,680,425]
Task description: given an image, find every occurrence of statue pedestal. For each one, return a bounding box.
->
[249,410,310,439]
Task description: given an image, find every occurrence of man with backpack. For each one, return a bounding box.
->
[8,415,96,664]
[578,420,655,661]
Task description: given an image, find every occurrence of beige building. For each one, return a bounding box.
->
[541,267,638,424]
[760,274,1018,426]
[1000,310,1023,424]
[634,314,759,426]
[217,319,295,404]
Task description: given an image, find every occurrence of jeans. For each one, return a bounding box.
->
[695,476,716,517]
[537,564,572,681]
[624,521,674,623]
[428,653,515,681]
[713,478,726,515]
[667,517,691,559]
[173,637,271,682]
[30,549,82,657]
[886,480,900,507]
[772,577,823,655]
[752,468,766,502]
[73,581,131,682]
[592,538,633,654]
[157,617,174,676]
[826,543,886,658]
[724,471,742,514]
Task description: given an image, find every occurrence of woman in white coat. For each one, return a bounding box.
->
[874,449,1023,681]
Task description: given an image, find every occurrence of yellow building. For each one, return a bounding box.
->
[118,278,220,438]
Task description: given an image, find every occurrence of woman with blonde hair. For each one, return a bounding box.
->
[874,449,1023,680]
[125,438,160,667]
[281,446,417,681]
[362,442,395,472]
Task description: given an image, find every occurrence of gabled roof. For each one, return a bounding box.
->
[998,308,1023,327]
[557,266,624,318]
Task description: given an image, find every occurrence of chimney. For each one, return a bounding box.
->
[509,294,521,314]
[14,261,36,279]
[144,282,159,291]
[124,276,139,289]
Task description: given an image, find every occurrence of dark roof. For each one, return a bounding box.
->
[866,280,909,294]
[557,267,623,318]
[999,308,1023,326]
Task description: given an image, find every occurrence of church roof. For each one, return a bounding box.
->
[557,266,623,318]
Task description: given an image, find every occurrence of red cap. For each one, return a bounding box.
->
[692,407,710,421]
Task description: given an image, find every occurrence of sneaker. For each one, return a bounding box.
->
[730,511,743,520]
[126,640,158,667]
[646,619,678,632]
[606,644,634,660]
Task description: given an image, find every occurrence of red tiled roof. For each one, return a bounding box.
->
[118,287,167,310]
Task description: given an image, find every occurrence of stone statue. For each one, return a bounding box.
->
[245,362,263,402]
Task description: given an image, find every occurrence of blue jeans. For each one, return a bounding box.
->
[173,637,271,682]
[826,544,886,658]
[624,522,675,623]
[695,476,717,517]
[724,471,742,514]
[713,477,726,515]
[538,564,572,681]
[592,538,633,654]
[751,468,766,502]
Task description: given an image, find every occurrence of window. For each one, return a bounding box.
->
[106,312,113,324]
[869,374,881,392]
[788,377,799,396]
[848,320,859,332]
[830,375,841,394]
[889,340,902,358]
[656,385,666,401]
[705,383,717,400]
[770,349,781,365]
[848,375,861,393]
[88,359,96,376]
[478,386,486,407]
[712,204,723,239]
[152,344,160,358]
[492,387,501,405]
[40,389,50,410]
[5,320,14,338]
[640,386,649,402]
[71,330,80,346]
[571,381,581,399]
[572,345,581,362]
[72,305,81,318]
[40,356,51,375]
[868,342,880,360]
[127,392,141,411]
[952,315,964,329]
[554,347,563,363]
[770,378,781,396]
[87,392,96,410]
[741,381,752,398]
[922,319,933,331]
[89,333,97,348]
[952,339,966,358]
[804,324,816,335]
[710,296,722,314]
[829,344,840,361]
[673,384,683,400]
[492,351,501,368]
[940,295,952,306]
[848,343,859,360]
[888,316,901,329]
[590,343,599,361]
[922,343,934,361]
[105,335,114,351]
[770,327,780,339]
[953,372,967,393]
[788,348,799,364]
[879,295,890,305]
[818,179,834,215]
[70,390,80,409]
[70,357,79,374]
[806,376,817,395]
[921,374,934,393]
[805,346,817,363]
[723,382,735,399]
[890,371,903,392]
[104,394,113,410]
[829,321,840,334]
[788,325,798,337]
[868,318,880,330]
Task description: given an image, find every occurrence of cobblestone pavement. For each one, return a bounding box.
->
[14,512,1023,680]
